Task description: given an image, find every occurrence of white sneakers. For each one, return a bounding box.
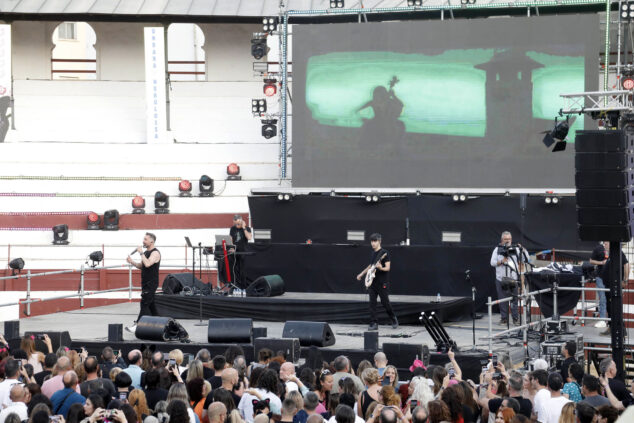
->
[595,320,607,328]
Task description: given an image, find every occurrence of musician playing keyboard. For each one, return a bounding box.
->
[356,233,398,331]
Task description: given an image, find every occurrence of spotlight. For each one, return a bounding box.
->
[622,2,634,20]
[407,0,422,5]
[276,193,293,202]
[251,36,268,60]
[263,79,277,97]
[179,180,192,197]
[8,258,24,275]
[541,117,570,152]
[452,194,467,202]
[52,224,69,245]
[461,0,476,4]
[86,212,101,230]
[364,192,380,203]
[261,119,278,139]
[552,197,559,204]
[545,197,552,204]
[132,196,145,214]
[154,191,170,214]
[88,251,103,267]
[103,209,120,230]
[252,99,267,115]
[330,0,344,8]
[227,163,241,181]
[199,175,214,197]
[623,77,634,90]
[262,17,279,33]
[544,196,560,205]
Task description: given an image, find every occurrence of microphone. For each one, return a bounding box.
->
[130,248,141,255]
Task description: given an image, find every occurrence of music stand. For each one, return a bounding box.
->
[185,237,207,327]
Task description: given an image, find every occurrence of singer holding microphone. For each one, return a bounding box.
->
[125,232,161,333]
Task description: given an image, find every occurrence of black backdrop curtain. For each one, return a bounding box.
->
[245,243,497,310]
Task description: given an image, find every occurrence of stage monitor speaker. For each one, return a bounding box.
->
[429,350,491,382]
[24,331,72,353]
[4,321,19,340]
[135,316,189,342]
[575,129,634,242]
[253,327,267,339]
[364,331,378,351]
[382,343,423,372]
[208,318,253,344]
[254,337,300,363]
[282,321,335,347]
[163,273,211,296]
[108,324,123,342]
[246,275,285,297]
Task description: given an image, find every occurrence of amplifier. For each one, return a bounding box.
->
[542,352,585,371]
[541,341,565,357]
[545,333,583,354]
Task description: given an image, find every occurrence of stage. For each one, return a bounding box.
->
[155,292,471,324]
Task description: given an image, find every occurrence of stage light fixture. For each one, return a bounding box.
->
[103,209,120,231]
[132,196,145,214]
[154,191,170,214]
[88,251,103,267]
[552,197,559,204]
[227,163,241,181]
[276,193,293,202]
[199,175,214,197]
[542,117,570,152]
[330,0,344,8]
[623,77,634,90]
[86,212,101,230]
[178,180,192,197]
[408,0,423,5]
[52,224,69,245]
[452,194,467,202]
[261,119,278,139]
[545,197,552,204]
[461,0,476,4]
[251,36,268,60]
[262,17,279,33]
[622,2,634,20]
[9,258,24,275]
[252,99,267,115]
[544,196,560,205]
[364,192,380,203]
[263,79,277,97]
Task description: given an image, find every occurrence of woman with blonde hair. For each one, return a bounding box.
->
[186,360,204,383]
[21,335,52,374]
[128,389,150,422]
[557,403,575,423]
[358,368,381,418]
[382,365,399,389]
[110,367,123,383]
[407,376,434,412]
[169,349,186,375]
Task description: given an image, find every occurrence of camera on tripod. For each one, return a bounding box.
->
[498,243,520,257]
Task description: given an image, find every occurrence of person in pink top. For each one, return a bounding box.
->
[41,356,80,398]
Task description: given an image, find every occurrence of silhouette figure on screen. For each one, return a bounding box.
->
[356,76,405,148]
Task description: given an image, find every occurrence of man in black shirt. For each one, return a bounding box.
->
[34,353,57,386]
[597,242,630,336]
[229,215,252,289]
[125,232,161,333]
[599,357,634,409]
[356,233,398,331]
[589,241,608,328]
[560,340,577,382]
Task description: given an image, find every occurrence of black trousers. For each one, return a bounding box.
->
[137,283,158,322]
[233,255,248,289]
[369,283,397,324]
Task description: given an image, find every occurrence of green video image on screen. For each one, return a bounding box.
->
[305,50,584,138]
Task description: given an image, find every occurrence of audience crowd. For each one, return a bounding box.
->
[0,335,632,423]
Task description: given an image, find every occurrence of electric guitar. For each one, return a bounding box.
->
[364,253,387,288]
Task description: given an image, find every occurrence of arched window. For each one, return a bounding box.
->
[168,24,205,81]
[51,22,97,80]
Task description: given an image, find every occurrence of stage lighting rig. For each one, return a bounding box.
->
[408,0,423,5]
[261,119,278,139]
[264,79,277,97]
[132,196,145,214]
[9,258,24,275]
[276,193,293,202]
[452,194,467,202]
[364,192,381,203]
[252,99,267,115]
[199,175,214,197]
[154,191,170,214]
[262,17,279,34]
[86,212,101,230]
[622,2,634,20]
[461,0,476,4]
[251,34,268,60]
[52,224,69,245]
[330,0,344,8]
[541,117,570,152]
[178,180,192,197]
[87,251,104,268]
[103,209,120,231]
[227,163,241,181]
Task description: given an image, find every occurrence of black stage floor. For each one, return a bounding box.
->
[155,292,470,324]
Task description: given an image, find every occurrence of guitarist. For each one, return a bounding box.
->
[356,233,398,330]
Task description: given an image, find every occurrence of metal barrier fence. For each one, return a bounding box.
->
[0,263,201,316]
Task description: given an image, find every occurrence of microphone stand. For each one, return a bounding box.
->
[185,237,207,327]
[466,270,477,349]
